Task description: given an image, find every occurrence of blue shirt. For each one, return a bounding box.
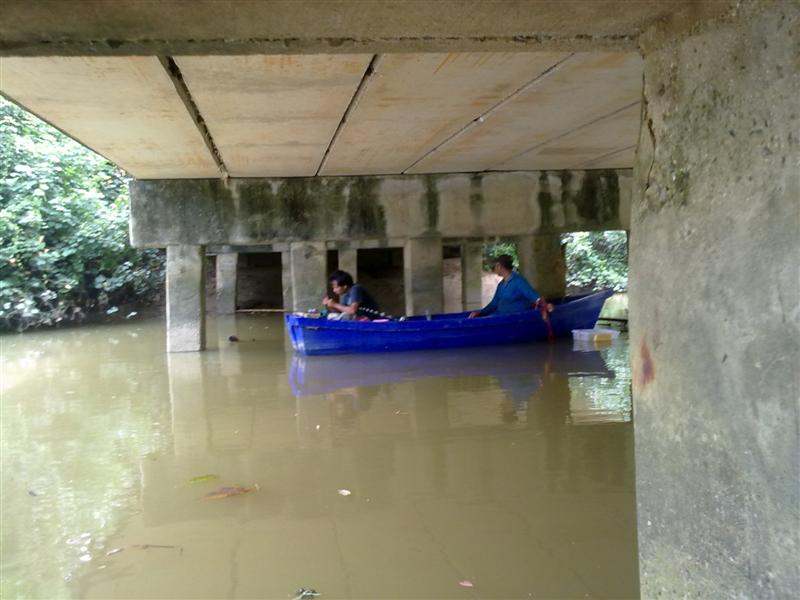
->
[339,284,380,317]
[478,272,540,316]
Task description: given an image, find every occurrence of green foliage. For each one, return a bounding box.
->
[562,230,628,292]
[0,98,164,331]
[482,241,519,270]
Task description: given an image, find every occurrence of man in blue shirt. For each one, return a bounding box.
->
[323,270,381,319]
[469,254,542,318]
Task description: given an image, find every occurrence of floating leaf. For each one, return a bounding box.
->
[458,580,474,588]
[189,474,219,484]
[204,484,259,500]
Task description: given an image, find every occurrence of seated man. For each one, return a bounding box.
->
[323,270,381,320]
[468,254,542,318]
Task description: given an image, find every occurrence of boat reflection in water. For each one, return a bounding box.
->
[289,339,613,399]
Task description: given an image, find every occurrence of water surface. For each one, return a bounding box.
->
[1,315,637,599]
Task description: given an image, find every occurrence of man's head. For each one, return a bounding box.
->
[493,254,514,276]
[329,270,354,295]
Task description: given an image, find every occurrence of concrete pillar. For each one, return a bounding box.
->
[461,243,483,311]
[214,253,238,314]
[631,5,799,598]
[281,250,293,311]
[167,352,208,456]
[338,248,358,279]
[403,237,444,315]
[289,241,327,312]
[166,244,206,352]
[516,233,566,299]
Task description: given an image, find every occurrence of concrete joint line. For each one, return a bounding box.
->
[401,53,577,174]
[158,56,229,178]
[577,144,637,169]
[490,99,641,170]
[316,54,383,176]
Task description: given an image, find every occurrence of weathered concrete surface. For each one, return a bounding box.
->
[175,55,372,177]
[517,234,566,299]
[0,57,220,178]
[630,3,800,597]
[404,237,444,315]
[0,1,734,56]
[461,244,484,311]
[337,249,358,279]
[129,170,630,248]
[289,242,327,312]
[408,52,643,174]
[318,51,568,175]
[214,253,238,314]
[166,245,206,352]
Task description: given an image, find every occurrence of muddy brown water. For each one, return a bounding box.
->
[1,314,638,599]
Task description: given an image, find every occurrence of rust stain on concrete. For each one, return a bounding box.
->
[636,339,656,389]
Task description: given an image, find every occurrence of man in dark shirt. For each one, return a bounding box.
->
[323,270,381,319]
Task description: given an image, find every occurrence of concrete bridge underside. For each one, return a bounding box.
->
[1,1,798,598]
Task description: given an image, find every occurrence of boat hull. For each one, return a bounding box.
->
[285,289,614,355]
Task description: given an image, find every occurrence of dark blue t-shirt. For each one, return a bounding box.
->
[340,284,380,317]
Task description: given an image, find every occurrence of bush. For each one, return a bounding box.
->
[0,98,165,331]
[562,230,628,292]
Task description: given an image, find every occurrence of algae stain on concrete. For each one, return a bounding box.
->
[574,170,621,223]
[424,175,440,232]
[346,177,386,237]
[469,174,484,233]
[238,180,279,240]
[537,171,554,230]
[276,179,316,238]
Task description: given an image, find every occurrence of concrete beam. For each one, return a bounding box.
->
[404,237,444,315]
[460,243,484,311]
[214,253,238,314]
[166,244,206,352]
[630,3,799,597]
[129,170,631,248]
[289,241,327,313]
[0,1,735,57]
[517,233,566,299]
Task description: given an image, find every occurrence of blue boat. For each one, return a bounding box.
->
[285,289,614,355]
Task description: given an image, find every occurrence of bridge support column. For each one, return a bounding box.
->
[338,248,358,278]
[461,243,483,311]
[289,241,327,313]
[404,237,443,315]
[166,244,206,352]
[215,253,238,314]
[631,4,799,597]
[517,233,566,299]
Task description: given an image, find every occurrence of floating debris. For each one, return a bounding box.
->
[106,306,119,315]
[204,484,259,500]
[228,335,240,342]
[189,474,219,484]
[27,490,39,497]
[293,589,319,600]
[337,489,351,496]
[458,580,474,588]
[126,311,138,319]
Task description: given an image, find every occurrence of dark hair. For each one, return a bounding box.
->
[329,270,354,287]
[494,254,514,271]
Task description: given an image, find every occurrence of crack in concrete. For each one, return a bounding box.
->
[158,56,228,178]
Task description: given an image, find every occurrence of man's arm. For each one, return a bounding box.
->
[469,285,500,318]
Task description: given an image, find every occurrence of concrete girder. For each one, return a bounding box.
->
[0,1,736,57]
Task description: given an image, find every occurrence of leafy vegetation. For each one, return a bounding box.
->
[483,231,628,292]
[562,231,628,292]
[0,98,164,331]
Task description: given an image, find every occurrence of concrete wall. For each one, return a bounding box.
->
[630,3,799,597]
[129,170,631,248]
